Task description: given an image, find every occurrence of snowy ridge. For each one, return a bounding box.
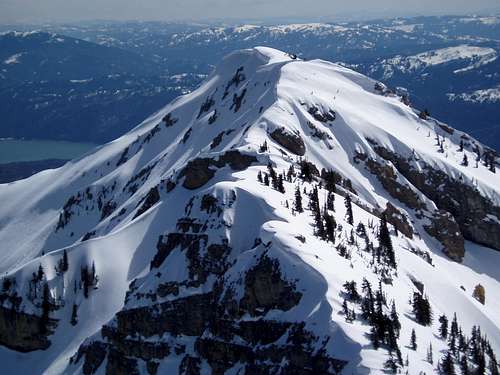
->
[373,45,498,78]
[0,47,499,374]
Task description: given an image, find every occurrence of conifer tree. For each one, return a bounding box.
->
[257,171,263,183]
[294,186,303,213]
[287,165,295,182]
[439,314,449,339]
[277,175,285,193]
[70,303,78,326]
[410,328,417,350]
[263,173,270,186]
[460,355,469,375]
[40,282,51,334]
[412,292,432,326]
[441,351,456,375]
[344,194,353,225]
[427,343,434,364]
[462,154,468,166]
[324,213,336,243]
[326,192,335,211]
[37,264,45,281]
[459,140,464,152]
[390,301,401,338]
[378,214,396,268]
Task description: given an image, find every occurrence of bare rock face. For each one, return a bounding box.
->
[133,186,160,219]
[270,127,306,156]
[369,141,500,253]
[72,192,347,375]
[424,210,465,262]
[180,151,257,190]
[0,306,56,352]
[240,255,302,317]
[383,202,414,239]
[365,157,425,211]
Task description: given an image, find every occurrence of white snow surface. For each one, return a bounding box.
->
[0,46,499,374]
[374,45,498,78]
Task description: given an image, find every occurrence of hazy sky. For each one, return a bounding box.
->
[1,0,499,24]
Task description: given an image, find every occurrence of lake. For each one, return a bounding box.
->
[0,139,97,163]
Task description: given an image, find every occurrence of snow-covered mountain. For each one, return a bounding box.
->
[0,46,499,374]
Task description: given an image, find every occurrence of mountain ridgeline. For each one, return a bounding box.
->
[0,47,499,374]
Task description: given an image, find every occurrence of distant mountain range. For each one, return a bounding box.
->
[1,15,499,150]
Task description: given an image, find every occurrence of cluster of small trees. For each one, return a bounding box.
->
[343,278,403,367]
[411,291,432,326]
[257,163,285,193]
[437,313,499,375]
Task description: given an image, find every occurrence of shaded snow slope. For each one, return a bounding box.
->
[0,46,499,374]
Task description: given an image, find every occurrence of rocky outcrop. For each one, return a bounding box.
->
[383,202,414,239]
[133,186,160,219]
[240,255,302,316]
[369,140,500,252]
[180,151,257,189]
[365,157,426,211]
[270,127,306,156]
[424,210,465,262]
[0,306,56,352]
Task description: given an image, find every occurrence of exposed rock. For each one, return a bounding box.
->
[369,140,500,252]
[270,127,306,156]
[0,306,56,352]
[180,158,215,190]
[180,151,257,190]
[383,202,413,239]
[424,210,465,262]
[365,157,425,211]
[162,113,178,127]
[472,284,486,305]
[133,186,160,219]
[240,255,302,316]
[115,293,214,338]
[307,105,336,123]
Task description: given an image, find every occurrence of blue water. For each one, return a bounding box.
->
[0,139,97,163]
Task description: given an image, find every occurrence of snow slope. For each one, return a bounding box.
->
[0,46,499,374]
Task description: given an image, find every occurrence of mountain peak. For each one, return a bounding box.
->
[0,46,499,374]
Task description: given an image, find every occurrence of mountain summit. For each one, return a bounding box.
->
[0,47,499,374]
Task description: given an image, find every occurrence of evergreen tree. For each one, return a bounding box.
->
[462,154,468,166]
[257,171,263,183]
[263,173,270,186]
[37,264,45,281]
[81,266,89,298]
[439,314,449,339]
[326,192,335,211]
[287,165,295,182]
[459,140,464,152]
[460,355,469,375]
[390,301,401,338]
[378,214,396,268]
[40,282,51,334]
[427,343,434,364]
[70,303,78,326]
[62,249,69,272]
[412,292,432,326]
[324,213,336,243]
[277,175,285,193]
[294,186,303,213]
[344,194,354,225]
[343,281,360,302]
[440,351,456,375]
[410,328,417,350]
